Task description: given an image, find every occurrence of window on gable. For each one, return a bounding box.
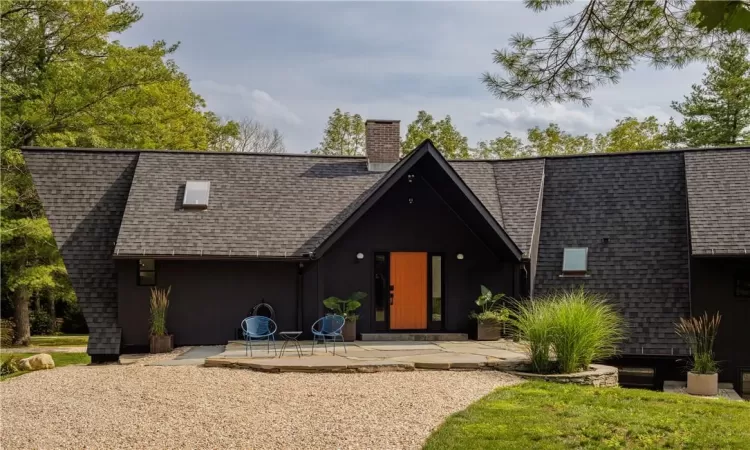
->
[562,248,588,274]
[183,181,210,209]
[138,259,156,286]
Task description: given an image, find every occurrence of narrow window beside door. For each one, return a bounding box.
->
[138,259,156,286]
[431,255,442,322]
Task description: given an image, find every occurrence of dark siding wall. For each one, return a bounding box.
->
[322,169,516,334]
[691,257,750,387]
[117,260,298,347]
[24,151,138,356]
[534,153,691,355]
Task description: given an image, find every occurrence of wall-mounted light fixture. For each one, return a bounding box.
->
[456,253,464,260]
[408,197,414,204]
[356,252,364,261]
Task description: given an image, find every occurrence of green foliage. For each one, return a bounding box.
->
[323,291,365,322]
[1,352,91,381]
[149,286,170,336]
[692,1,750,33]
[28,334,88,347]
[509,288,625,374]
[469,285,509,324]
[60,302,88,334]
[30,310,56,336]
[424,381,750,450]
[594,116,668,153]
[311,109,366,155]
[0,319,15,348]
[474,133,527,159]
[526,123,593,156]
[1,0,236,343]
[675,312,721,374]
[0,355,21,377]
[402,111,471,159]
[507,297,555,373]
[483,0,735,105]
[671,38,750,147]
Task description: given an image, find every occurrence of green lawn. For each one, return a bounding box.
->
[424,381,750,450]
[27,334,88,347]
[1,352,91,381]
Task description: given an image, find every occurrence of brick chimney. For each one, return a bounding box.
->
[366,119,400,172]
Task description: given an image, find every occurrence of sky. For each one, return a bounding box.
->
[119,1,707,153]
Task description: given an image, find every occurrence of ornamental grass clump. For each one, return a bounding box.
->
[509,288,625,374]
[550,289,624,374]
[675,312,721,374]
[149,286,171,336]
[507,298,555,373]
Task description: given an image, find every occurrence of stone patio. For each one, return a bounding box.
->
[203,339,529,373]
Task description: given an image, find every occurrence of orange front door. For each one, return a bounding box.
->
[389,252,428,330]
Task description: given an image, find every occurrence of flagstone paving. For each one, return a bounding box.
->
[202,339,528,373]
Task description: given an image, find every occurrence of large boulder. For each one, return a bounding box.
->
[18,353,55,371]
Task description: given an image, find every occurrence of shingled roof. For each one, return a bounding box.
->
[685,148,750,256]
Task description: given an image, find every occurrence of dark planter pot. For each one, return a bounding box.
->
[342,321,356,342]
[149,334,174,353]
[477,321,502,341]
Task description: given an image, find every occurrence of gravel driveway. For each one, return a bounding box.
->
[1,362,520,449]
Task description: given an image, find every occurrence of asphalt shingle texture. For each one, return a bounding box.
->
[23,150,137,355]
[533,152,691,355]
[684,149,750,256]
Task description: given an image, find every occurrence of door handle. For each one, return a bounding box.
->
[390,292,394,305]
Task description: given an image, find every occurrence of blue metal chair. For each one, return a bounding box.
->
[311,314,347,355]
[241,316,277,357]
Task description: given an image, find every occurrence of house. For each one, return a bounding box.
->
[22,120,750,391]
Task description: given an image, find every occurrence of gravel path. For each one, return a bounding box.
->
[1,363,520,449]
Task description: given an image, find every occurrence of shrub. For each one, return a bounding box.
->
[509,288,625,374]
[0,319,15,347]
[0,354,20,376]
[550,289,624,374]
[30,310,57,335]
[675,312,721,374]
[150,286,171,336]
[323,291,365,322]
[60,302,89,334]
[508,298,555,373]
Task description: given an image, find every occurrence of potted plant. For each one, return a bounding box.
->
[323,291,365,342]
[675,312,721,396]
[149,286,173,353]
[469,285,510,341]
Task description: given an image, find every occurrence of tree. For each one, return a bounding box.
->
[594,116,667,153]
[402,111,471,159]
[526,123,593,156]
[475,133,528,159]
[0,0,236,344]
[483,0,748,105]
[225,118,285,153]
[311,109,365,156]
[671,39,750,146]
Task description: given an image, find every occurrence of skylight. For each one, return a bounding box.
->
[183,181,210,209]
[562,247,588,274]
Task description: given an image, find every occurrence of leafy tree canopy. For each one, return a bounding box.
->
[483,0,748,105]
[671,38,750,146]
[311,109,365,156]
[402,111,471,159]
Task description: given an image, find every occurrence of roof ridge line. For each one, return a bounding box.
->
[21,146,368,159]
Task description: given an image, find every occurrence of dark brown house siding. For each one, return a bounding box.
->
[117,260,298,349]
[24,150,138,359]
[320,164,518,335]
[691,257,750,387]
[534,153,691,356]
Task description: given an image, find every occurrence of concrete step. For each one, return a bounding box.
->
[359,333,468,342]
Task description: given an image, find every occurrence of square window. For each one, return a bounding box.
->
[183,181,210,209]
[562,248,588,274]
[138,259,156,286]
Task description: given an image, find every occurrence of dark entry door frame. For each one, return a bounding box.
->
[371,251,445,332]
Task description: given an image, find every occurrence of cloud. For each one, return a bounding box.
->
[193,80,302,126]
[478,103,674,135]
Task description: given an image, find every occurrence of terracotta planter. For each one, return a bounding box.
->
[687,372,718,396]
[477,321,502,341]
[149,334,174,353]
[342,320,356,342]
